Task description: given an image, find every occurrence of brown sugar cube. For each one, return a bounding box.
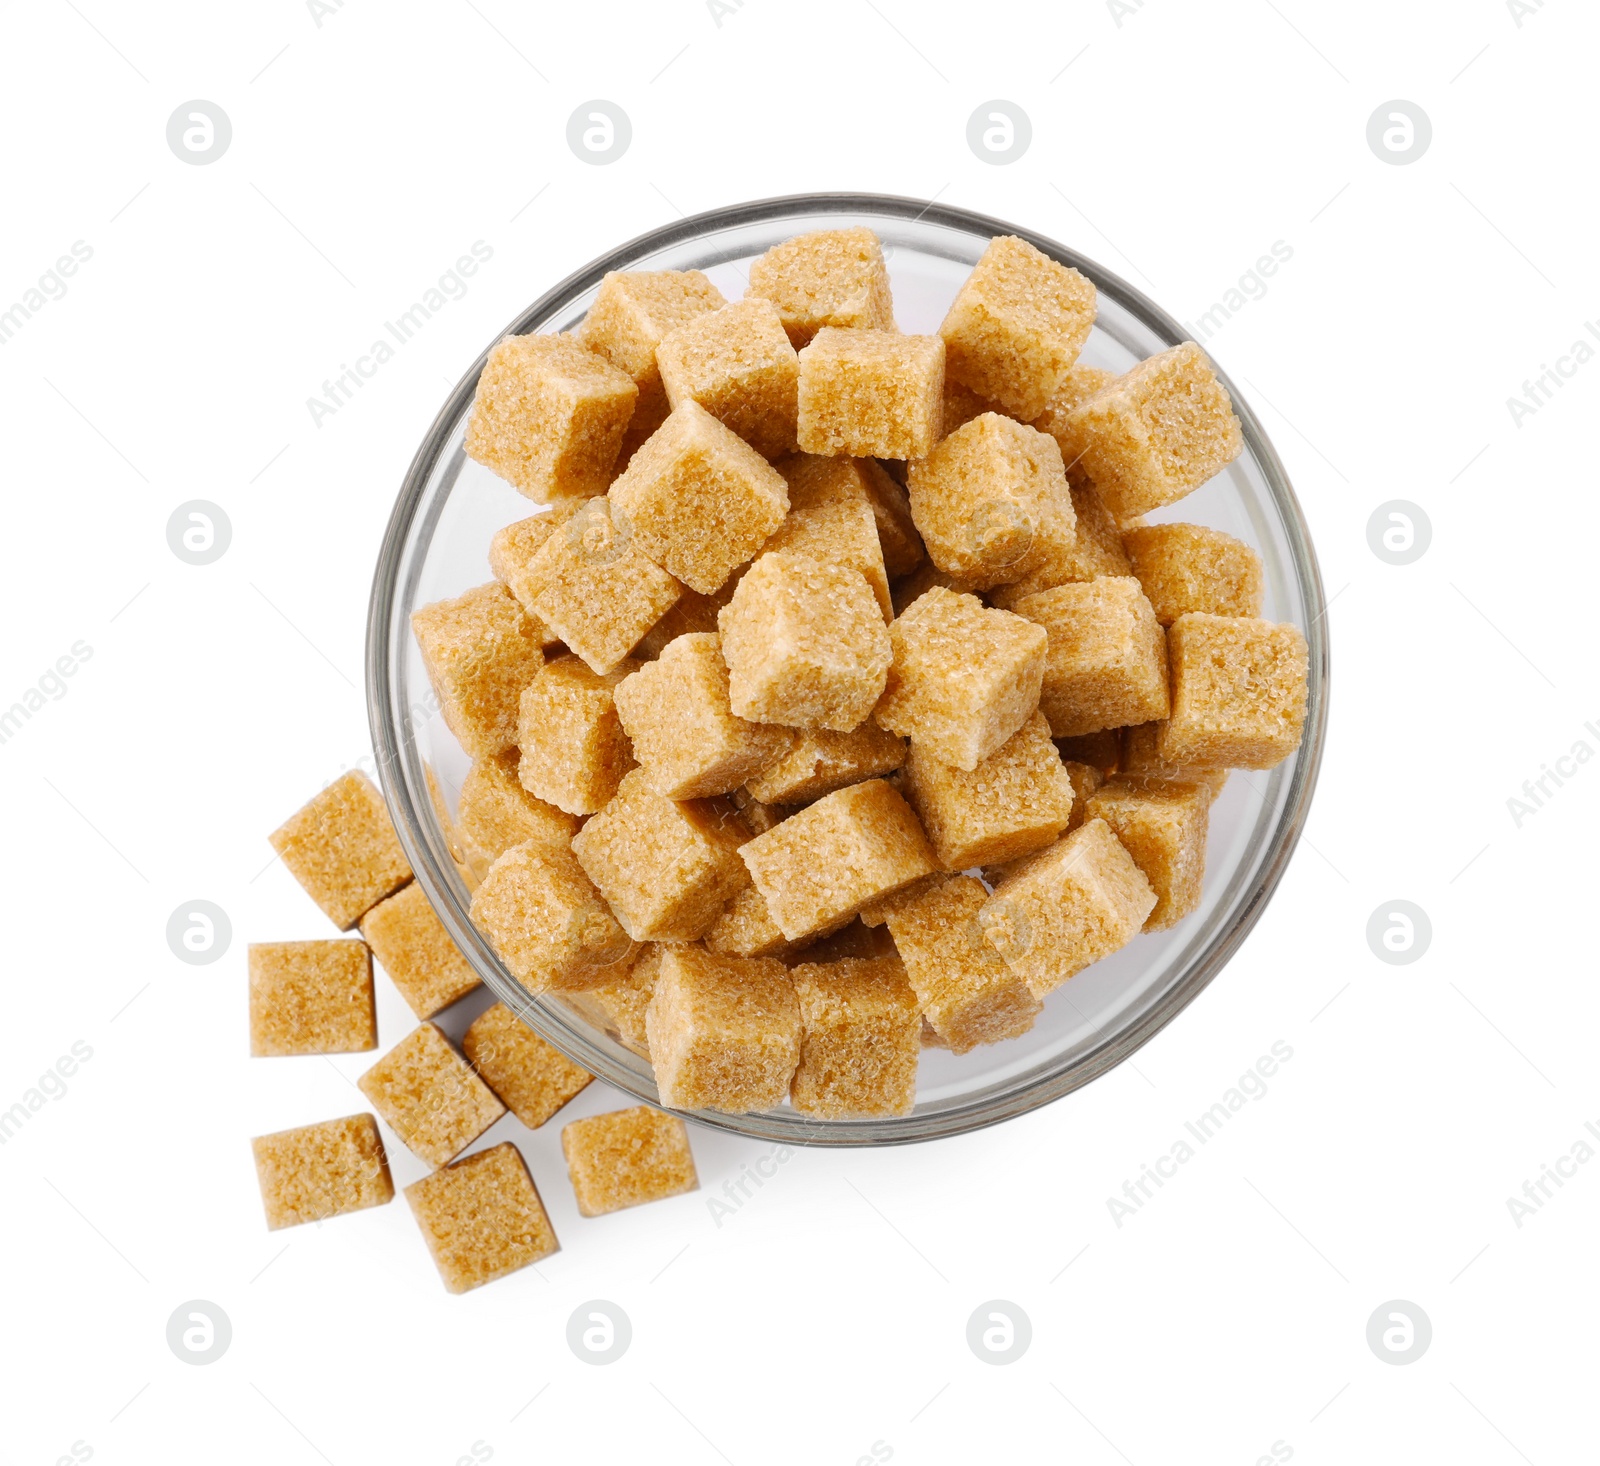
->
[405,1142,558,1293]
[645,945,800,1112]
[269,770,413,930]
[562,1106,699,1216]
[1031,363,1119,470]
[978,819,1156,996]
[1057,728,1123,774]
[1122,523,1264,626]
[902,710,1075,871]
[941,377,1008,437]
[746,228,896,347]
[656,296,800,459]
[521,497,682,674]
[576,269,727,462]
[613,634,791,799]
[987,481,1132,612]
[571,769,750,942]
[517,654,638,816]
[1119,723,1230,800]
[456,750,579,880]
[1062,343,1245,521]
[744,721,906,805]
[1013,577,1169,738]
[857,457,925,579]
[796,327,944,460]
[1062,759,1106,831]
[469,840,634,991]
[487,516,563,646]
[559,943,656,1057]
[874,586,1047,771]
[1083,778,1210,931]
[248,941,376,1056]
[789,954,921,1118]
[251,1114,393,1230]
[718,551,892,732]
[361,884,480,1020]
[939,235,1097,420]
[740,779,937,942]
[634,577,738,660]
[704,883,807,960]
[906,413,1072,590]
[610,400,791,595]
[412,582,547,758]
[767,455,893,620]
[358,1023,506,1167]
[462,1001,593,1128]
[1158,613,1309,769]
[880,876,1041,1052]
[465,333,637,501]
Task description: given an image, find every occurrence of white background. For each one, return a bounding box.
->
[1,1,1595,1461]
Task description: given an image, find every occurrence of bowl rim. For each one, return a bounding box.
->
[366,191,1330,1147]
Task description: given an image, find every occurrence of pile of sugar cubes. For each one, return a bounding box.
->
[408,227,1310,1123]
[250,769,698,1293]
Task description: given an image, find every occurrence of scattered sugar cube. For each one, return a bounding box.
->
[405,1142,558,1293]
[1012,577,1169,738]
[517,653,639,815]
[939,235,1096,419]
[269,770,413,930]
[902,710,1075,870]
[1084,777,1210,930]
[906,413,1072,590]
[768,454,893,619]
[797,327,944,459]
[1159,613,1308,769]
[1062,343,1244,521]
[456,750,579,880]
[613,633,791,799]
[465,333,637,501]
[1122,522,1264,625]
[361,883,480,1020]
[987,481,1131,610]
[563,944,658,1058]
[358,1023,506,1167]
[610,400,791,594]
[882,876,1042,1053]
[469,840,635,991]
[656,297,800,459]
[487,516,564,646]
[979,819,1156,996]
[561,1106,699,1216]
[521,497,683,674]
[1061,759,1106,831]
[251,1113,393,1230]
[635,577,737,660]
[740,779,937,942]
[571,768,750,941]
[874,586,1047,771]
[248,940,376,1056]
[718,551,892,731]
[645,945,800,1112]
[746,228,896,346]
[576,269,727,462]
[857,457,925,579]
[462,1001,593,1128]
[1119,723,1230,799]
[744,721,906,805]
[413,582,547,758]
[790,954,921,1118]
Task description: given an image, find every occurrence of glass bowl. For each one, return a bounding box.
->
[367,193,1329,1147]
